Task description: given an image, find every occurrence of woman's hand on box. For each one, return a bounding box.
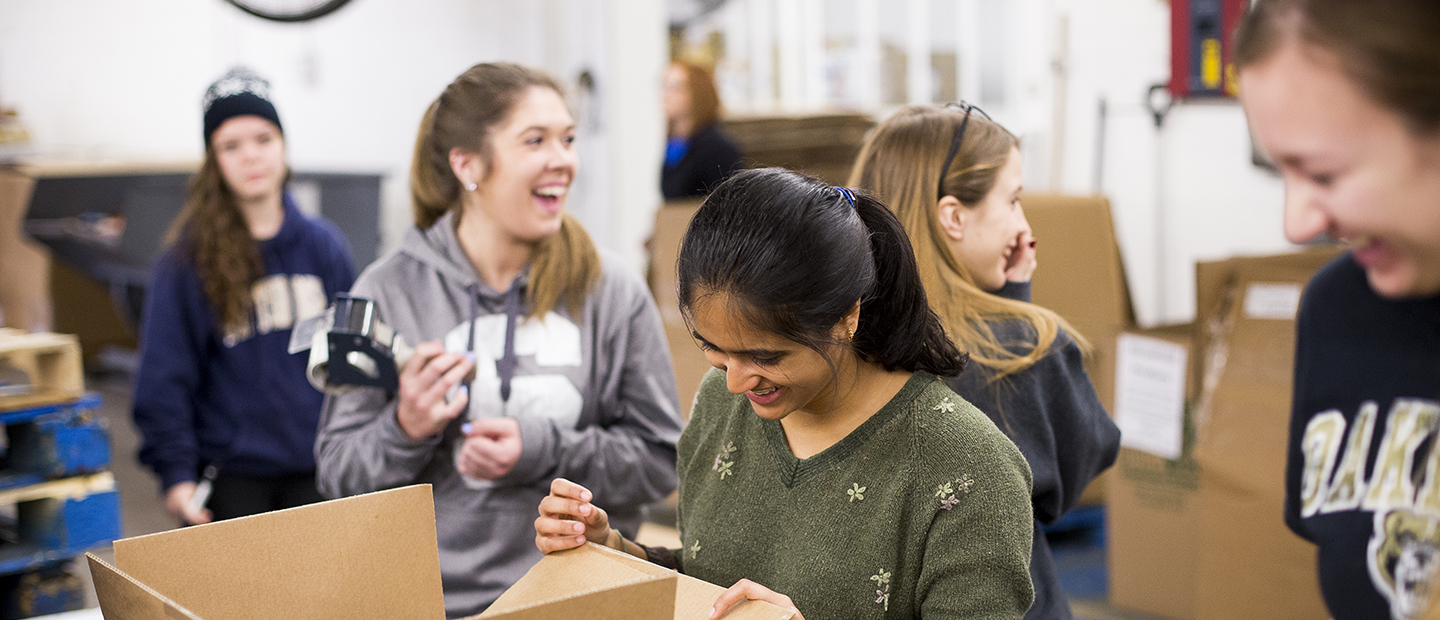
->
[710,579,804,620]
[535,478,612,553]
[395,341,475,441]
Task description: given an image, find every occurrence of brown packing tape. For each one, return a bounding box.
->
[483,544,792,620]
[87,554,203,620]
[111,485,445,620]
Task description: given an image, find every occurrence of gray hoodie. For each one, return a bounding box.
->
[315,212,683,618]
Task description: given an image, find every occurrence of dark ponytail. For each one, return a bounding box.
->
[850,192,967,376]
[677,167,966,377]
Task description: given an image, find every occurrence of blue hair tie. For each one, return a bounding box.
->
[837,186,856,208]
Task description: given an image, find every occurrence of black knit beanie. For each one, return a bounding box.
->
[202,67,283,143]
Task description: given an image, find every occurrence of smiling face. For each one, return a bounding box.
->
[468,86,578,244]
[948,147,1029,291]
[1241,42,1440,298]
[688,292,848,421]
[211,115,285,203]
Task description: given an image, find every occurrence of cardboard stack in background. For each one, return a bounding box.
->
[1024,193,1135,506]
[1107,248,1342,620]
[1106,323,1200,619]
[650,200,708,417]
[720,113,875,185]
[0,169,50,332]
[89,485,788,620]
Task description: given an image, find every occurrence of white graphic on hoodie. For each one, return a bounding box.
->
[443,311,584,489]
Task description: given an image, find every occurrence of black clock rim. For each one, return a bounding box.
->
[223,0,352,23]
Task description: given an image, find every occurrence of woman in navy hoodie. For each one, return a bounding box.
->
[132,68,355,525]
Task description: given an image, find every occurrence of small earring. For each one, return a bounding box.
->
[847,327,855,341]
[464,182,477,191]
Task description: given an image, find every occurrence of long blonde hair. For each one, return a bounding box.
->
[848,105,1087,378]
[411,62,599,318]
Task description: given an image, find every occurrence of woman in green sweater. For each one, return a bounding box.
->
[535,168,1036,619]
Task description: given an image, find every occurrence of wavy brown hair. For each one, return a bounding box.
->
[164,148,265,331]
[849,105,1088,379]
[411,62,599,318]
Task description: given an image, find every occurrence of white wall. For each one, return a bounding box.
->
[0,0,665,273]
[1055,0,1296,325]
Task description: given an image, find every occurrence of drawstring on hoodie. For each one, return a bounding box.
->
[467,277,524,408]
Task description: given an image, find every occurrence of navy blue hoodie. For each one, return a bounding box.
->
[133,196,355,490]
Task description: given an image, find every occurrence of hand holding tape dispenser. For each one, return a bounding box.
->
[290,294,415,393]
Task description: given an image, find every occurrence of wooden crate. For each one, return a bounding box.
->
[0,331,83,412]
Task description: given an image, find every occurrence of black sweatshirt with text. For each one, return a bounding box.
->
[1284,254,1440,620]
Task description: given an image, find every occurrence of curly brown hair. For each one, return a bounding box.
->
[164,148,266,331]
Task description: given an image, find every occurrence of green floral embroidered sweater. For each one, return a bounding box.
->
[673,369,1035,619]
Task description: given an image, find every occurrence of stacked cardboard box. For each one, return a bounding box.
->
[650,200,709,417]
[1108,248,1343,619]
[720,113,876,186]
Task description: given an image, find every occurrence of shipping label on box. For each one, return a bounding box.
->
[1115,333,1189,460]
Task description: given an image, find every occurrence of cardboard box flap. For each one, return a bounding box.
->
[484,543,671,615]
[485,544,792,620]
[477,571,675,620]
[87,553,203,620]
[112,485,444,620]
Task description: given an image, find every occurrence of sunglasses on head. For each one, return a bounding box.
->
[936,102,992,200]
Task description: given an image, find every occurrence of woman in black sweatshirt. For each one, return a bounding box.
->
[850,103,1121,620]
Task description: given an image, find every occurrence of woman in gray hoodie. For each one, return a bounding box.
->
[314,63,683,618]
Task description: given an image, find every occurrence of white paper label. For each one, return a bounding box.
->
[1114,333,1189,460]
[1243,282,1303,320]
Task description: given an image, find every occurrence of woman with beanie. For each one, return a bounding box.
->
[133,67,356,526]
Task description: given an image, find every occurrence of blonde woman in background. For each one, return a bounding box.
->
[314,62,683,617]
[850,104,1120,620]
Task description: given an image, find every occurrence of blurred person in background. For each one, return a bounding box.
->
[849,103,1121,620]
[661,59,743,200]
[133,68,356,526]
[537,168,1037,620]
[314,62,682,618]
[1236,1,1440,619]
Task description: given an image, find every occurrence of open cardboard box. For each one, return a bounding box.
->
[88,485,789,620]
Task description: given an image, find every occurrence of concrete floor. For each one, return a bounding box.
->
[69,370,1165,620]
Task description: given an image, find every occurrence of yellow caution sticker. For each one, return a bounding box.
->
[1202,39,1222,90]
